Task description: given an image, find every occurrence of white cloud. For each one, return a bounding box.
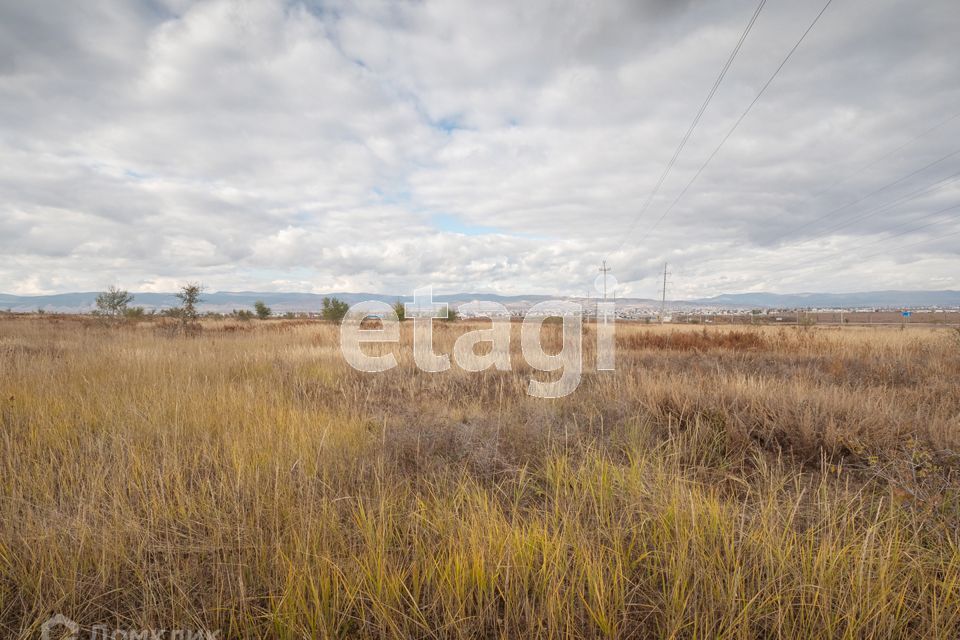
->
[1,0,958,297]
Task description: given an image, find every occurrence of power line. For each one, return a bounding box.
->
[833,203,960,255]
[671,150,960,280]
[785,211,960,273]
[610,0,766,259]
[676,202,960,290]
[855,219,960,262]
[799,168,960,242]
[687,200,960,292]
[763,145,960,244]
[809,108,960,199]
[766,201,960,275]
[688,214,960,294]
[619,0,836,253]
[662,144,960,278]
[729,166,960,272]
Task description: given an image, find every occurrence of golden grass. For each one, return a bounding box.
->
[1,316,959,638]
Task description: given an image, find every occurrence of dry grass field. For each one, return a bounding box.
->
[2,315,960,638]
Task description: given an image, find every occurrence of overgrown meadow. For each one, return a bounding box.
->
[2,316,959,638]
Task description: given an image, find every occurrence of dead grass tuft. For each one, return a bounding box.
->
[619,327,768,351]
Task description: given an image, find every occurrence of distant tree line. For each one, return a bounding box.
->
[90,289,454,327]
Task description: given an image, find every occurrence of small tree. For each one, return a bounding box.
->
[393,300,406,321]
[175,283,204,333]
[96,286,134,319]
[445,305,458,322]
[321,296,349,322]
[254,300,272,320]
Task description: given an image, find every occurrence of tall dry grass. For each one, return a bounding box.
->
[1,316,959,638]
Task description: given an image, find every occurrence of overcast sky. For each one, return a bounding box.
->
[1,0,959,298]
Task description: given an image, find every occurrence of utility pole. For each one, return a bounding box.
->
[599,260,611,300]
[659,262,670,324]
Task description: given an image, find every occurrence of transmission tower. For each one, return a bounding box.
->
[599,260,611,300]
[659,262,671,324]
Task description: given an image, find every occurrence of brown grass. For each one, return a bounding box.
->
[618,327,768,351]
[1,316,959,638]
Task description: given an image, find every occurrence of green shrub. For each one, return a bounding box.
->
[254,301,272,320]
[321,297,349,322]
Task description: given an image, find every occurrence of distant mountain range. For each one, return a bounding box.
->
[691,290,960,308]
[1,289,958,313]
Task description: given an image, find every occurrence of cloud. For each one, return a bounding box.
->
[0,0,958,297]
